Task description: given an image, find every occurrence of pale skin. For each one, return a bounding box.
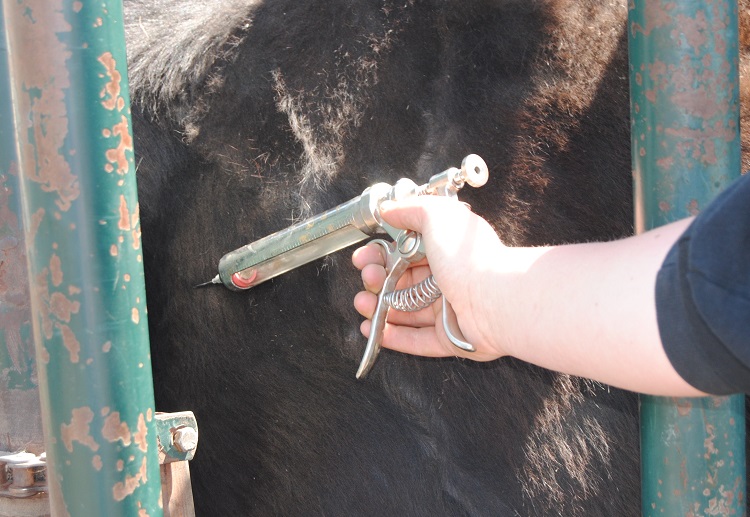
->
[352,196,707,397]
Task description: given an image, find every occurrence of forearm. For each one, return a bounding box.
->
[483,218,705,396]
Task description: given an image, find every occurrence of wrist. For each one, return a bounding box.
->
[475,245,551,359]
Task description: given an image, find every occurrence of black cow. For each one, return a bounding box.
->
[124,1,743,515]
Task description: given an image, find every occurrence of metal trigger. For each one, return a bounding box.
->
[356,238,417,379]
[356,230,475,379]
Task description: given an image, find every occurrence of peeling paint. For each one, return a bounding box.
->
[27,207,45,242]
[118,194,130,230]
[704,424,719,457]
[0,174,36,383]
[104,115,133,175]
[112,457,148,501]
[631,0,673,37]
[60,406,99,452]
[134,413,148,453]
[6,0,80,212]
[102,411,132,446]
[49,291,79,322]
[98,52,124,112]
[58,323,80,362]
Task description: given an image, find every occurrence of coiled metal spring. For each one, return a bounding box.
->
[383,274,442,312]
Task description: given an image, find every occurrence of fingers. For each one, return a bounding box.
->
[359,319,452,358]
[353,290,436,327]
[352,243,385,270]
[360,263,386,294]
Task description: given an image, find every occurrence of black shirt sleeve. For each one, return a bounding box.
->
[655,173,750,395]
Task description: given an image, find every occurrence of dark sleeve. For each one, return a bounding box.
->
[655,173,750,395]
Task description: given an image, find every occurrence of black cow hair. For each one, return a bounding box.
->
[125,1,748,515]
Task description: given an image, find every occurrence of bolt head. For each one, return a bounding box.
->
[172,426,198,453]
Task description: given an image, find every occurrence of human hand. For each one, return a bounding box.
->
[352,195,509,361]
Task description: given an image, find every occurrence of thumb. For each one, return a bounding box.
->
[379,196,454,233]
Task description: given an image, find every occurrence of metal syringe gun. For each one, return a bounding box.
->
[203,155,489,377]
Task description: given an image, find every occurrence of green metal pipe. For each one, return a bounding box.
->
[2,1,163,515]
[628,0,746,514]
[1,0,45,455]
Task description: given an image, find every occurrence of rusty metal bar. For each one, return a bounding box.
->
[2,0,163,515]
[0,0,45,459]
[628,0,746,514]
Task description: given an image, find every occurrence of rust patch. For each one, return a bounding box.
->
[112,457,148,501]
[33,265,82,362]
[72,1,82,12]
[131,203,141,250]
[92,455,103,471]
[49,292,80,322]
[58,323,81,363]
[104,116,133,175]
[665,123,736,166]
[49,254,63,287]
[102,412,132,446]
[116,459,124,471]
[131,307,140,324]
[6,0,80,212]
[631,0,673,37]
[103,341,112,352]
[687,199,700,216]
[98,43,134,179]
[704,423,718,458]
[674,11,709,54]
[61,406,99,452]
[98,52,122,111]
[0,174,35,377]
[28,208,45,243]
[656,156,674,170]
[134,412,148,453]
[675,398,693,416]
[110,244,118,257]
[118,195,130,230]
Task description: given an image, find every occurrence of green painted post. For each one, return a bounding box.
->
[629,0,746,515]
[2,0,163,515]
[1,0,45,455]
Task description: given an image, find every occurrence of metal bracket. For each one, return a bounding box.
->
[156,411,199,464]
